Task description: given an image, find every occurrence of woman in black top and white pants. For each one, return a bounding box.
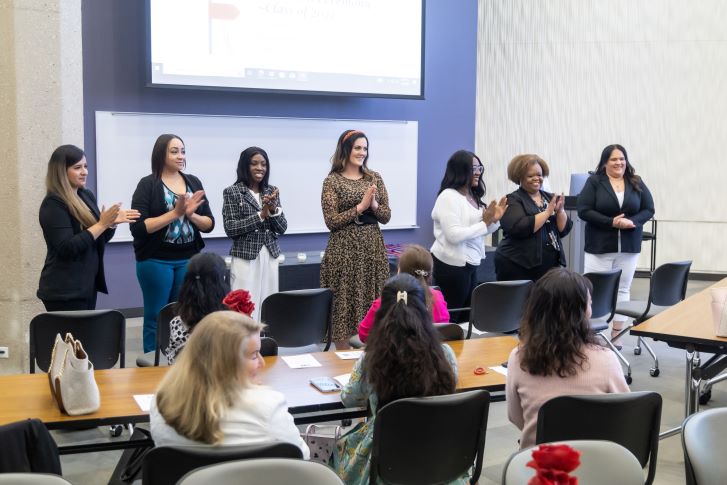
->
[577,144,654,339]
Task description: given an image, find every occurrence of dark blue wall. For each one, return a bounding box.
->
[82,0,478,309]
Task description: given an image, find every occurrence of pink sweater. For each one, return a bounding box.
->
[358,288,450,343]
[506,344,629,448]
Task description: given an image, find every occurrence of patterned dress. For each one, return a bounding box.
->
[332,344,468,485]
[320,171,391,341]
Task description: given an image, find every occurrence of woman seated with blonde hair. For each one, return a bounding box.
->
[150,311,309,458]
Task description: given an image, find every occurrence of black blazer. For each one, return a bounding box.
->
[577,173,654,254]
[495,188,573,270]
[37,189,115,301]
[130,173,214,261]
[222,183,287,260]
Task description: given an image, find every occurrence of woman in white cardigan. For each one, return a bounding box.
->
[431,150,507,318]
[150,311,309,458]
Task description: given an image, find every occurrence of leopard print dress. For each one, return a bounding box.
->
[320,171,391,341]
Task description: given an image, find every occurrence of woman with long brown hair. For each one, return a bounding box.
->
[506,268,629,448]
[38,144,139,310]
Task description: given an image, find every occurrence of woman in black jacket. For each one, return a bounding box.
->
[577,144,654,341]
[130,134,214,353]
[495,154,572,282]
[38,145,139,310]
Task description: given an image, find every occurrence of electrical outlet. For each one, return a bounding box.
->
[0,347,8,358]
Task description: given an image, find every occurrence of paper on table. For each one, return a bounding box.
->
[334,373,351,387]
[335,351,363,360]
[458,323,487,336]
[134,394,154,412]
[281,354,322,369]
[488,366,508,376]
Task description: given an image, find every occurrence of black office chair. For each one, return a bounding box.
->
[142,442,303,485]
[370,390,490,485]
[261,288,333,351]
[536,391,662,485]
[585,269,633,383]
[614,260,692,377]
[136,302,177,367]
[464,280,533,339]
[436,323,465,341]
[641,219,658,276]
[29,310,126,372]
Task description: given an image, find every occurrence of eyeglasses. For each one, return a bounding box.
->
[472,166,484,174]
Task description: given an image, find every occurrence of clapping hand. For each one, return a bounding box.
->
[114,207,140,224]
[357,185,377,213]
[553,193,565,213]
[99,203,121,227]
[184,190,206,218]
[483,197,508,225]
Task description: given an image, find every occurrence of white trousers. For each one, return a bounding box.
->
[584,251,640,325]
[230,248,279,322]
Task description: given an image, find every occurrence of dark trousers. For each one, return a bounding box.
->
[42,293,97,311]
[432,255,478,323]
[494,249,560,282]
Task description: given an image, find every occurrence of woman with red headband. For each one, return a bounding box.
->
[320,129,391,349]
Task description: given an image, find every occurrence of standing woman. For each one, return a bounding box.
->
[577,144,654,342]
[495,154,572,282]
[320,129,391,349]
[431,150,507,318]
[223,147,287,321]
[38,145,139,311]
[131,134,214,353]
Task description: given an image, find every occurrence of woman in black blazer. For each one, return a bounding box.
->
[577,144,654,340]
[495,154,572,282]
[130,134,214,353]
[222,146,287,321]
[38,145,139,311]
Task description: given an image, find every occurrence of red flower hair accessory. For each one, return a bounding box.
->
[223,289,255,317]
[527,444,581,485]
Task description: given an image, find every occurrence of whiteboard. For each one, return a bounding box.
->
[95,112,418,242]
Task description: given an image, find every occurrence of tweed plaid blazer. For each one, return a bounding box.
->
[222,183,287,260]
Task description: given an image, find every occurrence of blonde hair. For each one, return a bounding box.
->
[46,145,97,229]
[155,311,265,444]
[397,244,433,311]
[507,154,550,185]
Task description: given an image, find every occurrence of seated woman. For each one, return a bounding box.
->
[358,244,450,343]
[164,252,230,363]
[151,311,310,458]
[334,274,465,485]
[506,268,629,448]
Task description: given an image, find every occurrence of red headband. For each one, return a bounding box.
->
[342,130,363,143]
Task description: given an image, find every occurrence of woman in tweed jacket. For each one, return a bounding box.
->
[223,147,287,320]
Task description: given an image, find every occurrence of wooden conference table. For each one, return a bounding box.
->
[631,277,727,436]
[0,336,517,453]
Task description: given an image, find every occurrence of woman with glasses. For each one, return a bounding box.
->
[431,150,507,318]
[494,154,572,282]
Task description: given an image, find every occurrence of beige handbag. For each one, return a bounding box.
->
[48,332,101,415]
[710,288,727,337]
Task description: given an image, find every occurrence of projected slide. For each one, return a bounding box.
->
[148,0,423,97]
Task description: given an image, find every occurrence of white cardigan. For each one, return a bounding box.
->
[431,188,500,266]
[150,386,310,459]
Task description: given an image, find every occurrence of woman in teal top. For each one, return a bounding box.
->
[333,273,465,485]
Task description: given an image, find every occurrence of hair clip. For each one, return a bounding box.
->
[414,269,429,277]
[396,290,408,304]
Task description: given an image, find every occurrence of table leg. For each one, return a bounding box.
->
[660,345,700,440]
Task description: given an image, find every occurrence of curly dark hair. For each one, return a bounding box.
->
[596,144,642,193]
[518,268,596,378]
[363,274,456,407]
[438,149,486,207]
[177,253,231,329]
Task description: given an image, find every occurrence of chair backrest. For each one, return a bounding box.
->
[584,269,622,321]
[177,458,343,485]
[536,391,662,485]
[154,302,177,366]
[435,323,465,341]
[260,336,279,357]
[470,280,533,335]
[0,475,71,484]
[29,310,126,373]
[502,440,644,485]
[650,261,692,307]
[371,390,490,485]
[260,288,333,350]
[682,407,727,485]
[141,441,303,485]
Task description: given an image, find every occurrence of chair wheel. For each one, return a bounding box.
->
[699,390,712,405]
[634,347,642,356]
[625,375,633,385]
[649,368,660,377]
[110,424,123,437]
